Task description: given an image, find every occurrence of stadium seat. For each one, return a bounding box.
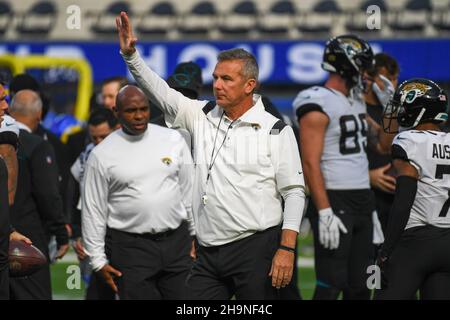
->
[346,0,386,34]
[136,2,177,36]
[91,1,131,35]
[219,0,258,36]
[297,0,340,35]
[179,1,217,36]
[17,1,57,35]
[389,0,431,32]
[432,3,450,32]
[0,1,11,35]
[258,0,295,35]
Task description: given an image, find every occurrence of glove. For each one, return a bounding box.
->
[372,211,385,245]
[318,208,348,250]
[372,74,395,108]
[48,236,58,263]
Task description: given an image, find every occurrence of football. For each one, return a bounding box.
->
[9,240,47,278]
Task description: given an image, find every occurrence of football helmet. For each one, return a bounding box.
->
[322,34,374,89]
[382,78,449,133]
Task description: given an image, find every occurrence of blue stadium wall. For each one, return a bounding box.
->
[1,38,449,114]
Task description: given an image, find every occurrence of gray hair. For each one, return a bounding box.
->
[217,48,259,81]
[10,90,42,116]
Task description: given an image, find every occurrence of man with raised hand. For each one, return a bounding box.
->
[116,12,306,299]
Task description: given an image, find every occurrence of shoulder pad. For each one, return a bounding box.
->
[270,120,287,135]
[0,115,20,136]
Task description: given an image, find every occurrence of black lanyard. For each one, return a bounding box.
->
[206,111,236,186]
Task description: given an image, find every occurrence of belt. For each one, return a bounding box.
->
[199,224,281,250]
[139,227,178,241]
[108,221,187,241]
[137,221,187,241]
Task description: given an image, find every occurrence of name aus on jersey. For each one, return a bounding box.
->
[432,143,450,160]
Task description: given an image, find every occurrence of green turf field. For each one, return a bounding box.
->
[51,234,316,300]
[51,261,86,300]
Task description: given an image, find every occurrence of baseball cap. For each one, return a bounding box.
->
[9,74,40,96]
[167,72,200,99]
[174,61,203,86]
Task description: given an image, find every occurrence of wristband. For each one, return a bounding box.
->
[278,245,295,253]
[318,207,333,216]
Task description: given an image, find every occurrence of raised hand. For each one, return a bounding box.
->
[116,11,137,56]
[372,74,396,108]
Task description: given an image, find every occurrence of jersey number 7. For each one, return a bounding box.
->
[435,164,450,217]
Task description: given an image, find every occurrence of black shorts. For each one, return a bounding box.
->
[308,189,375,292]
[375,225,450,300]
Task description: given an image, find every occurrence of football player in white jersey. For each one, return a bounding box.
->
[375,78,450,299]
[294,35,382,300]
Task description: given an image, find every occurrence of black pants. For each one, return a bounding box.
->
[8,224,51,300]
[308,190,374,300]
[86,272,116,300]
[186,226,282,300]
[372,189,394,273]
[108,222,192,300]
[373,188,394,233]
[9,264,52,300]
[374,226,450,300]
[86,231,115,300]
[0,267,8,300]
[0,158,9,299]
